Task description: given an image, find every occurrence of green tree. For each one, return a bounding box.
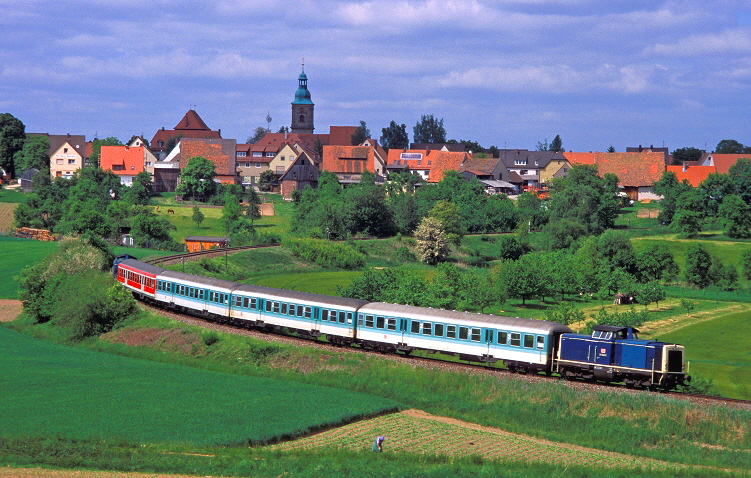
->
[123,171,153,205]
[245,187,262,224]
[350,120,370,146]
[542,219,587,250]
[741,249,751,280]
[176,156,217,201]
[548,164,619,234]
[671,146,704,165]
[221,192,243,233]
[727,157,751,204]
[653,170,692,224]
[636,242,679,282]
[497,235,527,261]
[516,191,548,230]
[635,281,666,309]
[88,137,122,166]
[606,145,616,153]
[544,302,584,326]
[698,172,735,216]
[413,114,446,144]
[717,263,739,291]
[497,253,549,306]
[549,134,564,152]
[380,121,409,149]
[0,113,26,178]
[414,217,449,265]
[671,189,706,237]
[462,273,497,313]
[715,139,751,154]
[130,208,178,249]
[14,134,50,174]
[680,299,696,316]
[427,200,462,244]
[719,194,751,238]
[191,203,204,228]
[247,126,270,144]
[257,169,277,192]
[685,243,712,288]
[544,251,581,301]
[164,134,183,156]
[597,230,637,275]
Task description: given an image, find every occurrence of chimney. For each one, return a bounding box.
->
[284,130,288,140]
[683,161,687,172]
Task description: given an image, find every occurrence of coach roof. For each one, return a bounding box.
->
[119,259,166,276]
[159,270,239,291]
[358,303,572,335]
[234,284,369,309]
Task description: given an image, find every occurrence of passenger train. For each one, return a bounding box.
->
[115,258,690,390]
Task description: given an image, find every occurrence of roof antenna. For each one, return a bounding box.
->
[302,57,304,72]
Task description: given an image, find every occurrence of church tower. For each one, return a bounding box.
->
[291,61,314,134]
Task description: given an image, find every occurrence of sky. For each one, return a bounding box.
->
[2,0,751,153]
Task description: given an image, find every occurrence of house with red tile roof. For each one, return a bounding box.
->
[150,110,222,160]
[178,138,238,184]
[385,148,434,181]
[499,149,568,189]
[322,143,386,183]
[100,145,145,186]
[427,151,469,183]
[566,151,666,200]
[698,153,751,174]
[666,164,715,187]
[127,136,158,178]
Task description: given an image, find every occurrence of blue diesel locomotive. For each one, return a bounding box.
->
[116,259,690,390]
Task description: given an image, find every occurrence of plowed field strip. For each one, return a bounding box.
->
[268,409,692,471]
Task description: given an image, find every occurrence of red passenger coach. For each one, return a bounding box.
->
[116,260,161,298]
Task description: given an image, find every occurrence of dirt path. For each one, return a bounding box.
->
[0,299,22,322]
[0,469,199,478]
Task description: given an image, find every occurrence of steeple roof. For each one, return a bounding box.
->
[174,109,211,131]
[292,68,313,105]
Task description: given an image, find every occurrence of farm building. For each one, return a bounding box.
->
[185,236,230,252]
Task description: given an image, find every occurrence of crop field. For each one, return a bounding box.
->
[269,409,712,474]
[0,326,398,446]
[0,203,17,234]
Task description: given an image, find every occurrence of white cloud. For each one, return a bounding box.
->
[647,28,751,56]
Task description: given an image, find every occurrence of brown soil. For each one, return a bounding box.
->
[101,327,204,355]
[0,299,22,322]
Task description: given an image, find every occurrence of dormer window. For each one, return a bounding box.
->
[515,159,526,165]
[158,140,164,148]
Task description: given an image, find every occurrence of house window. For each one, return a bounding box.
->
[131,166,135,170]
[237,151,247,157]
[520,170,528,175]
[515,159,526,165]
[265,152,274,157]
[427,160,432,165]
[255,163,261,168]
[280,156,285,161]
[68,159,75,164]
[252,152,262,157]
[146,162,151,167]
[63,148,68,153]
[243,162,249,168]
[56,159,63,165]
[157,140,164,148]
[276,166,284,174]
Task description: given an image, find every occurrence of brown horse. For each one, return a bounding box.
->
[167,209,175,214]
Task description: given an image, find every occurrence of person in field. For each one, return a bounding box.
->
[372,435,385,452]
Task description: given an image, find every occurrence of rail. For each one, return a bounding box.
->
[145,244,280,266]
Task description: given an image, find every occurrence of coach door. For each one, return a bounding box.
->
[484,329,493,358]
[312,306,321,334]
[399,318,408,343]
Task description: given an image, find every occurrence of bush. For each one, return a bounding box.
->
[394,245,416,262]
[282,238,365,269]
[201,330,220,347]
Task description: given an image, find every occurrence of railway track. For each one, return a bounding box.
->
[144,244,279,266]
[141,301,751,411]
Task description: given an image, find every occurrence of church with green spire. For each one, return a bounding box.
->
[291,61,314,134]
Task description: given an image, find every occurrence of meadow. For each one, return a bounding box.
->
[0,326,398,446]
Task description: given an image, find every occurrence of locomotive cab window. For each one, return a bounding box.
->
[434,323,444,337]
[524,334,534,348]
[510,333,521,347]
[411,321,420,334]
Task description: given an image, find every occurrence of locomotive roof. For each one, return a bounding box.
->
[593,325,640,333]
[158,269,239,291]
[119,259,166,276]
[234,284,370,309]
[358,302,572,334]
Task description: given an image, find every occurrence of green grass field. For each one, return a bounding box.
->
[660,309,751,399]
[0,326,398,446]
[0,236,59,298]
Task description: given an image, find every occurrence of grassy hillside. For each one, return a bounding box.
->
[0,326,397,446]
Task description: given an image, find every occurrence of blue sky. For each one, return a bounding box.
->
[2,0,750,152]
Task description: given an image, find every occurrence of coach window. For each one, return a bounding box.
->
[434,323,444,337]
[304,306,311,318]
[358,314,364,326]
[387,318,396,331]
[458,327,468,340]
[411,321,420,334]
[272,302,280,313]
[376,316,385,329]
[180,285,185,296]
[224,294,229,304]
[536,336,545,350]
[346,312,353,324]
[422,322,432,335]
[322,310,329,321]
[281,303,287,314]
[189,288,194,298]
[339,311,346,324]
[510,333,521,347]
[199,290,204,300]
[297,305,304,317]
[446,325,456,339]
[471,328,481,342]
[234,296,241,307]
[498,331,508,345]
[250,298,257,309]
[524,334,534,348]
[266,301,272,312]
[242,297,249,308]
[366,315,374,328]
